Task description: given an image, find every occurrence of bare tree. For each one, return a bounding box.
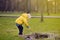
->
[40,0,44,22]
[10,0,14,11]
[5,0,8,11]
[27,0,31,11]
[55,0,56,14]
[47,1,49,15]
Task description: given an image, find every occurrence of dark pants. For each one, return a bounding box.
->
[16,23,23,35]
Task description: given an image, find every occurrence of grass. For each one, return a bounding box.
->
[0,12,60,16]
[0,17,24,40]
[0,17,60,40]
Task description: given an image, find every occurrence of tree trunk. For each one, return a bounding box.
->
[5,0,8,11]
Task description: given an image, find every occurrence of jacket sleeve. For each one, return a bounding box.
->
[23,19,29,27]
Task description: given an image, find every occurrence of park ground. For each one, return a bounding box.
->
[0,12,60,40]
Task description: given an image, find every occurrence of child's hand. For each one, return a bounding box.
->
[27,26,30,28]
[27,26,31,30]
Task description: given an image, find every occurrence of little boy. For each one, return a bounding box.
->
[15,11,31,36]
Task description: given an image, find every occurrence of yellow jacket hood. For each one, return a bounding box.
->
[21,13,28,19]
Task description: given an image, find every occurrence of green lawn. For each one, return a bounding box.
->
[0,17,60,40]
[0,12,60,16]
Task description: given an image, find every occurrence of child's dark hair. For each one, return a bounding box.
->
[24,11,30,14]
[26,11,30,14]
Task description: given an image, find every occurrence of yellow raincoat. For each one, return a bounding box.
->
[15,13,29,26]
